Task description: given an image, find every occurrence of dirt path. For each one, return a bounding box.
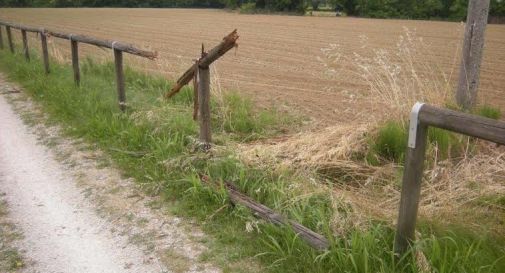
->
[0,79,219,272]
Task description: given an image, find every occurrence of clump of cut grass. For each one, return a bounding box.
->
[475,105,502,120]
[1,49,504,273]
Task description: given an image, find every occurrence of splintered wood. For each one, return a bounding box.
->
[164,29,239,99]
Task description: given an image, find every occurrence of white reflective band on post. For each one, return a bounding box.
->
[408,102,425,148]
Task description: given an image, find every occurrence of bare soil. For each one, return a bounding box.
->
[0,8,504,126]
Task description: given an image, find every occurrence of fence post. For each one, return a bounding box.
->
[70,39,80,86]
[0,26,4,50]
[6,26,14,53]
[114,49,126,112]
[455,0,490,110]
[21,30,29,61]
[394,103,428,256]
[198,64,211,147]
[40,31,50,74]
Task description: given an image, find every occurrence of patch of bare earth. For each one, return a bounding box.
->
[0,75,221,273]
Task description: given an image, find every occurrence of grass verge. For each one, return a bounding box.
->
[0,49,503,273]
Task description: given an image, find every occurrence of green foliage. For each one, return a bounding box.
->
[368,121,408,164]
[1,0,504,19]
[1,50,504,273]
[476,105,502,120]
[368,120,465,164]
[239,2,256,13]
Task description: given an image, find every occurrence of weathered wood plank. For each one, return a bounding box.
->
[71,40,80,86]
[6,26,14,53]
[394,123,428,255]
[21,30,29,61]
[0,21,157,59]
[40,32,50,74]
[419,104,505,145]
[455,0,490,110]
[114,49,126,112]
[0,21,41,33]
[165,29,239,99]
[200,175,330,250]
[47,30,157,60]
[192,62,199,121]
[0,26,4,50]
[198,66,211,145]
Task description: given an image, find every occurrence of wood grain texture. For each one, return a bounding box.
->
[6,26,13,53]
[394,123,428,255]
[419,104,505,145]
[114,49,126,112]
[455,0,491,109]
[0,26,4,50]
[201,175,330,250]
[198,66,211,144]
[40,32,50,74]
[165,29,238,99]
[71,40,80,86]
[21,29,29,61]
[47,30,157,60]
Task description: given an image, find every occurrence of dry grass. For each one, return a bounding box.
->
[240,27,505,235]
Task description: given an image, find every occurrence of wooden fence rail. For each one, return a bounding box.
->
[394,102,505,256]
[0,20,157,111]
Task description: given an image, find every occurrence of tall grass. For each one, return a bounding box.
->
[0,49,503,273]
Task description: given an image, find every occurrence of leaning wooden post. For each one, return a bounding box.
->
[394,103,428,256]
[6,26,14,53]
[455,0,490,110]
[113,48,126,112]
[198,49,211,147]
[40,31,50,74]
[0,26,4,50]
[21,29,30,61]
[70,38,80,86]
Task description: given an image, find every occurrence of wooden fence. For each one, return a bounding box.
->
[0,20,331,251]
[394,102,505,255]
[0,20,157,112]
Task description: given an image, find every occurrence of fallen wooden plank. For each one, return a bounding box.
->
[201,175,330,250]
[165,29,239,99]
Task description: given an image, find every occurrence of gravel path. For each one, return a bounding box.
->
[0,80,219,273]
[0,91,166,273]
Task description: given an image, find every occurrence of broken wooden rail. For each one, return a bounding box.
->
[395,103,505,256]
[0,20,157,111]
[165,29,239,148]
[201,175,330,250]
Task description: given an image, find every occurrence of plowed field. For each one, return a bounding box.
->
[1,8,504,125]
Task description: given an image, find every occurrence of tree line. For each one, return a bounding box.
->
[0,0,504,21]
